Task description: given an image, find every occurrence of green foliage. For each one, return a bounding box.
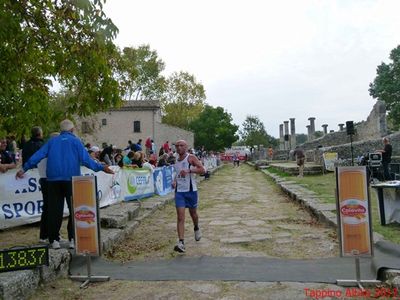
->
[296,133,308,145]
[189,105,238,151]
[118,45,166,100]
[0,0,120,136]
[314,130,323,139]
[161,71,206,129]
[369,45,400,130]
[239,115,278,148]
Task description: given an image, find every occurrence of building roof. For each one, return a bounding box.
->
[109,100,161,111]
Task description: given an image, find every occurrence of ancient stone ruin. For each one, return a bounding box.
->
[274,100,399,164]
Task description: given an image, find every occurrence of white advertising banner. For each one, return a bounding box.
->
[0,169,45,229]
[120,167,155,201]
[0,166,163,229]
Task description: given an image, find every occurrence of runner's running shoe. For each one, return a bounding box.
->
[194,228,202,241]
[174,241,186,253]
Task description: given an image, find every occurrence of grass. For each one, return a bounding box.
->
[264,168,400,244]
[266,166,291,177]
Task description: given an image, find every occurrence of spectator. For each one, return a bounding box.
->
[37,132,59,243]
[89,146,101,162]
[16,119,114,250]
[114,153,124,167]
[378,137,392,181]
[149,151,158,168]
[22,126,44,165]
[100,145,114,165]
[293,146,305,178]
[140,152,154,170]
[6,135,17,158]
[268,147,274,161]
[123,151,135,166]
[125,140,133,151]
[145,137,152,156]
[158,147,165,157]
[157,153,169,167]
[151,139,157,154]
[167,152,176,165]
[0,137,16,173]
[131,151,142,168]
[163,141,170,153]
[131,139,142,152]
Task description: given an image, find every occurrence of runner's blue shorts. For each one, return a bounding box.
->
[175,191,198,208]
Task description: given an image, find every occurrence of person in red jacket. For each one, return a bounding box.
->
[163,141,170,153]
[145,137,152,156]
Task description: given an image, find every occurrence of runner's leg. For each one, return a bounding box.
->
[189,208,199,228]
[176,207,185,240]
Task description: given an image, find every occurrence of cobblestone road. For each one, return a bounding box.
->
[32,164,349,300]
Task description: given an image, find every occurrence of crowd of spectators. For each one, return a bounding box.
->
[1,129,221,175]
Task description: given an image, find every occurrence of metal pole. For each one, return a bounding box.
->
[350,135,354,166]
[355,257,363,289]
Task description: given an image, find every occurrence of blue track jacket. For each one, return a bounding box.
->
[23,131,104,181]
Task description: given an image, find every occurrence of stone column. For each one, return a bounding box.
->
[306,125,311,141]
[322,124,328,135]
[284,121,289,150]
[308,117,316,140]
[338,123,344,131]
[279,124,284,150]
[290,118,296,149]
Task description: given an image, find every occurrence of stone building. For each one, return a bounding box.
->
[75,100,194,150]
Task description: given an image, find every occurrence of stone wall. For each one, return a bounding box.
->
[155,123,194,149]
[356,100,387,141]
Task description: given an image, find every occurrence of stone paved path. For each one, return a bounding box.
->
[108,163,338,261]
[32,164,348,299]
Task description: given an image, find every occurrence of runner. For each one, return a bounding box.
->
[172,140,206,253]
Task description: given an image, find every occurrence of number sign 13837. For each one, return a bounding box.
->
[0,245,49,272]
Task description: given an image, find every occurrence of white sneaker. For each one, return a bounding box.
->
[194,228,202,241]
[69,239,75,249]
[51,240,61,249]
[174,241,185,253]
[39,238,48,244]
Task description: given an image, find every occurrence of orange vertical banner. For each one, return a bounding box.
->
[72,176,100,256]
[336,166,373,257]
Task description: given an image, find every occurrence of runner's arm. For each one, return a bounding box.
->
[188,155,206,175]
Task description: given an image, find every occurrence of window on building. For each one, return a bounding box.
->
[82,121,90,134]
[133,121,141,133]
[102,118,107,126]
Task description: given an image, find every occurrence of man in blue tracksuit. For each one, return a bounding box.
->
[16,119,114,249]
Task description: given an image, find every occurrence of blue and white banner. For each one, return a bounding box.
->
[121,167,155,201]
[153,166,174,196]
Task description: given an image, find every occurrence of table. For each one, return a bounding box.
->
[371,182,400,225]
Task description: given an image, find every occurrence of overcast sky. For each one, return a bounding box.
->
[104,0,400,137]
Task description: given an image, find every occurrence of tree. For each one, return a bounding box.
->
[189,105,238,151]
[296,133,308,145]
[239,115,278,147]
[0,0,120,136]
[118,45,166,100]
[369,45,400,130]
[161,71,206,129]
